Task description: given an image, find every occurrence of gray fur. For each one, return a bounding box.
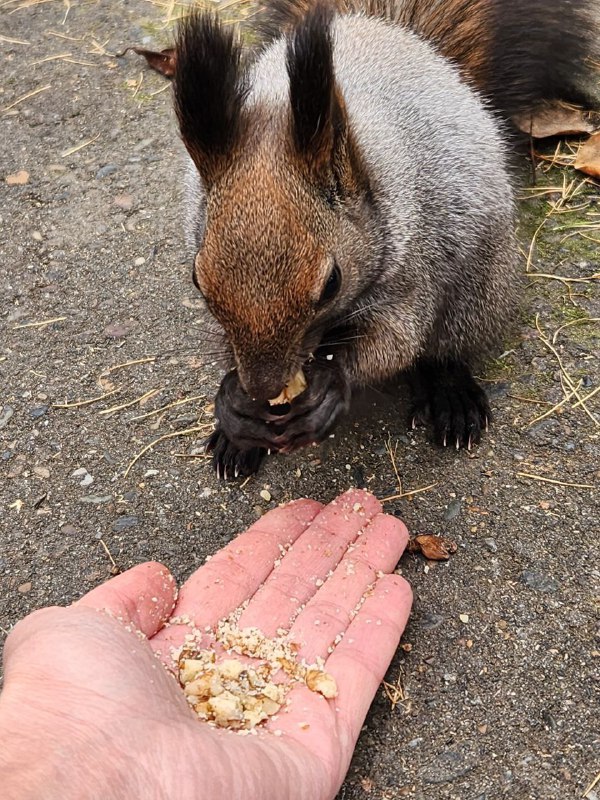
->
[185,14,519,383]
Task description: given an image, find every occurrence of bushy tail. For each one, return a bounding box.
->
[257,0,600,119]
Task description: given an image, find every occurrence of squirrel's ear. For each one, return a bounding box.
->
[174,12,247,185]
[287,6,363,195]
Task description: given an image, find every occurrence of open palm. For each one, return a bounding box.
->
[1,490,411,800]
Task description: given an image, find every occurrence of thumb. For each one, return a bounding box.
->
[75,561,177,638]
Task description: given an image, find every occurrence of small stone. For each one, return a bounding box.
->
[113,193,134,211]
[521,571,559,594]
[260,489,272,502]
[79,494,112,504]
[61,524,78,536]
[103,320,135,338]
[112,515,139,532]
[421,613,445,630]
[72,467,88,477]
[29,405,49,419]
[444,499,461,521]
[18,582,32,593]
[134,256,145,266]
[0,406,14,430]
[459,613,469,624]
[80,473,94,487]
[32,230,43,241]
[33,466,50,479]
[6,170,29,185]
[96,164,117,179]
[483,538,498,553]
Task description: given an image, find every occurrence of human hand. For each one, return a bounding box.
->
[0,489,412,800]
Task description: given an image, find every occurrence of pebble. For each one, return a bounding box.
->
[444,498,461,521]
[112,515,139,532]
[459,613,469,624]
[113,193,134,211]
[61,524,78,536]
[18,582,32,593]
[96,164,117,179]
[483,538,498,553]
[421,613,445,630]
[521,570,559,594]
[29,405,49,419]
[260,489,272,502]
[103,321,134,338]
[134,256,145,266]
[79,494,112,504]
[6,170,29,185]
[0,406,14,430]
[33,466,50,479]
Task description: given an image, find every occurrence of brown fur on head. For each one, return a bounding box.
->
[174,6,378,401]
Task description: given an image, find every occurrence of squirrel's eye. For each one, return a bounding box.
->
[320,263,341,305]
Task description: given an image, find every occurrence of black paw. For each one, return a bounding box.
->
[204,429,267,480]
[212,362,350,456]
[407,359,491,450]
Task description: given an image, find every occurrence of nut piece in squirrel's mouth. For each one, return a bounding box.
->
[268,369,307,406]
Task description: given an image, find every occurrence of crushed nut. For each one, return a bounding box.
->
[268,370,307,406]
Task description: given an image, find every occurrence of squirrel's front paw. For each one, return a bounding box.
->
[204,429,267,480]
[271,360,351,452]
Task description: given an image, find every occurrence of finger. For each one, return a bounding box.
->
[235,489,382,636]
[325,574,412,743]
[288,512,409,662]
[153,499,322,654]
[76,561,177,639]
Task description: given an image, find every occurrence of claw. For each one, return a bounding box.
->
[224,466,228,480]
[216,463,221,480]
[267,448,271,456]
[443,433,447,447]
[234,465,239,478]
[467,434,472,451]
[411,417,416,430]
[485,416,489,432]
[456,436,460,451]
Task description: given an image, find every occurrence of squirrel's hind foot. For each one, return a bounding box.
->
[204,429,267,479]
[406,358,491,451]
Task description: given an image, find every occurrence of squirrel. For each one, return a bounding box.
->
[172,0,600,478]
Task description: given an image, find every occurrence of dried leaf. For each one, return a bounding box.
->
[133,47,176,78]
[407,534,457,561]
[574,132,600,178]
[513,102,600,139]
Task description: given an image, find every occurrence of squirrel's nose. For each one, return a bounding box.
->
[237,369,286,403]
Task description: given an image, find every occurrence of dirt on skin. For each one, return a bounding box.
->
[1,2,599,799]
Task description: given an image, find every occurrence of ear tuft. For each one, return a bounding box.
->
[286,4,336,161]
[174,12,248,179]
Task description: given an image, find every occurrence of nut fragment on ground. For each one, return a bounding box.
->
[268,370,307,405]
